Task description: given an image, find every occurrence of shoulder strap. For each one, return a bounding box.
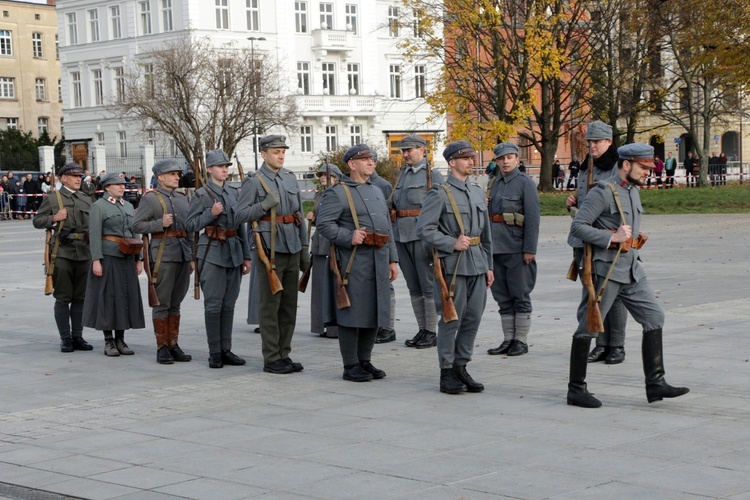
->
[340,183,359,284]
[254,174,278,268]
[49,189,66,264]
[387,167,405,205]
[440,184,464,297]
[604,182,627,226]
[485,175,497,198]
[151,191,170,284]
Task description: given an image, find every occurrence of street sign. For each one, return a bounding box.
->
[674,138,681,143]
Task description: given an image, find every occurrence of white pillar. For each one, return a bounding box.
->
[91,145,107,174]
[38,146,55,173]
[141,145,155,189]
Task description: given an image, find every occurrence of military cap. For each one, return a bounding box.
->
[493,142,519,159]
[443,140,476,162]
[343,144,374,163]
[400,134,427,150]
[617,143,655,168]
[58,163,85,177]
[316,163,343,179]
[586,120,613,141]
[259,135,289,150]
[205,149,232,168]
[100,172,128,187]
[152,158,183,176]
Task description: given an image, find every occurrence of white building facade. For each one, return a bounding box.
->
[56,0,447,174]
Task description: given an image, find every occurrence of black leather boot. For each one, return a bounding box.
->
[360,361,386,379]
[440,368,466,394]
[487,340,512,355]
[55,302,73,352]
[605,346,625,364]
[375,328,396,344]
[343,364,373,382]
[642,329,689,403]
[453,365,484,392]
[415,330,437,349]
[167,315,191,362]
[587,346,608,363]
[405,329,425,347]
[567,337,602,408]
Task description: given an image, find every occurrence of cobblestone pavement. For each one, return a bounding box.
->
[1,214,749,499]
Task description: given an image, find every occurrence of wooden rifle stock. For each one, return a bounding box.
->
[582,243,604,333]
[252,220,283,294]
[298,257,313,292]
[329,244,351,309]
[142,235,160,307]
[44,229,53,295]
[433,250,458,323]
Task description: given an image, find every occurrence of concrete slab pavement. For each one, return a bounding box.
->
[0,213,749,498]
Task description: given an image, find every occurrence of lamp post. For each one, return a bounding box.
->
[247,37,266,170]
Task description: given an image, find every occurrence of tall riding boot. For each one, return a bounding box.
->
[205,311,223,368]
[54,302,73,352]
[103,331,119,357]
[642,329,690,403]
[114,330,134,355]
[567,337,602,408]
[168,315,191,362]
[154,317,173,364]
[488,314,515,355]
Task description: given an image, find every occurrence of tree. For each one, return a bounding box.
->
[0,128,59,171]
[653,0,750,186]
[116,35,298,183]
[401,0,595,191]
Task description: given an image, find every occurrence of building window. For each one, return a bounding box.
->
[118,131,128,156]
[147,129,156,145]
[55,34,59,59]
[71,72,82,107]
[346,63,359,95]
[89,9,100,42]
[325,125,337,151]
[297,62,310,95]
[414,65,425,98]
[35,78,47,100]
[0,30,12,55]
[38,118,49,136]
[113,67,124,102]
[679,87,690,113]
[300,125,313,152]
[57,79,62,101]
[93,69,103,105]
[322,62,335,95]
[32,33,43,58]
[246,0,259,31]
[413,10,423,37]
[140,1,152,35]
[144,64,155,97]
[111,6,122,39]
[6,117,17,129]
[320,2,333,29]
[345,4,357,34]
[295,2,308,33]
[350,124,362,146]
[96,132,105,146]
[0,77,15,98]
[388,6,399,37]
[389,64,401,98]
[162,0,173,31]
[216,0,229,30]
[67,13,78,45]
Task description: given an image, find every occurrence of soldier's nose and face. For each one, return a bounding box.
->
[402,146,424,166]
[588,139,612,159]
[263,148,286,169]
[159,171,181,190]
[106,184,126,198]
[626,161,652,186]
[61,174,82,191]
[208,164,229,182]
[497,153,518,175]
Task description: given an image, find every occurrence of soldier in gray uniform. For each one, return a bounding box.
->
[417,141,493,394]
[186,150,252,369]
[316,145,399,382]
[566,121,629,365]
[234,135,309,374]
[133,158,194,364]
[486,142,540,357]
[83,172,146,355]
[369,170,398,344]
[391,133,445,348]
[567,143,689,408]
[33,163,94,352]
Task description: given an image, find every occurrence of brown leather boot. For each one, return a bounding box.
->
[168,315,191,362]
[153,317,173,364]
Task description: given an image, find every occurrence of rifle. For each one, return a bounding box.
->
[298,162,328,292]
[45,190,65,296]
[142,234,160,307]
[193,157,202,300]
[329,244,351,309]
[582,242,604,333]
[44,229,53,295]
[252,220,283,294]
[433,252,458,322]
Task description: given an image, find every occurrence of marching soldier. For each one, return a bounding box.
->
[417,141,493,394]
[486,142,540,357]
[567,143,689,408]
[33,163,94,352]
[315,145,399,382]
[133,159,194,364]
[186,150,252,369]
[566,121,629,365]
[390,134,445,348]
[234,135,308,374]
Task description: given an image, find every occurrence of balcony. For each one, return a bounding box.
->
[311,29,354,57]
[299,95,377,117]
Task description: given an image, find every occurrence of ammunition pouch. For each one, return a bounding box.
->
[205,226,238,242]
[606,230,648,252]
[362,232,390,248]
[389,209,397,223]
[103,235,144,255]
[491,213,524,227]
[259,211,304,227]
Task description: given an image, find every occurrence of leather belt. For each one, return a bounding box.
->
[260,215,297,224]
[205,226,238,242]
[102,235,126,244]
[65,232,88,241]
[490,214,506,223]
[361,232,390,248]
[152,230,187,239]
[469,236,481,246]
[396,209,421,218]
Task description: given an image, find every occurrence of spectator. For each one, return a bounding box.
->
[552,159,561,189]
[708,152,720,187]
[125,174,140,208]
[23,174,39,212]
[518,160,526,173]
[555,160,566,189]
[653,155,665,189]
[5,172,19,218]
[664,152,677,189]
[718,152,728,185]
[567,156,580,190]
[485,160,497,178]
[178,167,196,201]
[692,155,701,187]
[683,151,695,187]
[15,180,27,218]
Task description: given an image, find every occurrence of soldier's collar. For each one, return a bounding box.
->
[259,163,281,178]
[501,167,520,181]
[447,174,469,190]
[106,195,125,205]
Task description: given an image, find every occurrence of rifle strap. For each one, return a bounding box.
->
[387,167,405,205]
[198,184,221,275]
[254,174,277,269]
[151,191,169,285]
[340,183,359,286]
[596,182,627,302]
[441,184,465,297]
[49,190,65,272]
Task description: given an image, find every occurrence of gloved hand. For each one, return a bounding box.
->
[300,247,310,272]
[260,190,280,211]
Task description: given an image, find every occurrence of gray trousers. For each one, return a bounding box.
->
[259,252,300,363]
[152,261,191,319]
[491,253,536,314]
[200,261,243,315]
[435,274,487,369]
[397,240,434,299]
[574,274,664,339]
